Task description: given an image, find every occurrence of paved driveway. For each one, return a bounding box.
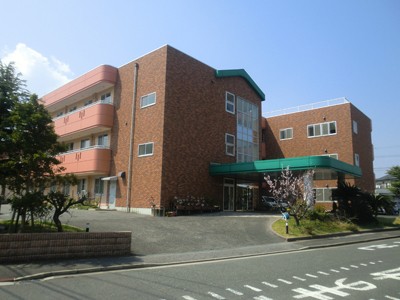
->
[1,205,284,256]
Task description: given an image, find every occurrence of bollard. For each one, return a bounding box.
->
[86,222,90,232]
[285,221,289,234]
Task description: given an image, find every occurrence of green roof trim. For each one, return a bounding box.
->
[215,69,265,101]
[209,156,362,177]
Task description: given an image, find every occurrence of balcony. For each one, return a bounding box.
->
[42,65,118,112]
[53,101,114,140]
[56,146,111,175]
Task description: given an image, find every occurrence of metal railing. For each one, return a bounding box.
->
[264,97,349,118]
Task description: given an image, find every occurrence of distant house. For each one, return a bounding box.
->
[376,175,399,202]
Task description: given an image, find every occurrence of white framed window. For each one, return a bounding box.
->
[140,92,156,108]
[138,142,154,157]
[66,142,74,151]
[94,178,104,195]
[97,134,108,147]
[84,99,93,106]
[80,139,90,149]
[308,121,337,138]
[354,153,360,166]
[314,188,334,201]
[279,128,293,140]
[353,120,358,134]
[78,179,86,193]
[225,92,235,114]
[69,106,77,112]
[225,133,235,156]
[56,111,64,117]
[100,92,112,103]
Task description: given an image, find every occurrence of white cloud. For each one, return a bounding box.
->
[1,43,73,96]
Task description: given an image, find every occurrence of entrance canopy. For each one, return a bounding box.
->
[209,156,361,179]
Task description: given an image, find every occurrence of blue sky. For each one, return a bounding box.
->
[1,0,399,178]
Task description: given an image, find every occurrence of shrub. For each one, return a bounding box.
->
[307,205,329,221]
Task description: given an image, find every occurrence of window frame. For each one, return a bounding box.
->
[80,139,90,149]
[353,120,358,134]
[140,92,156,109]
[354,153,360,167]
[225,92,235,114]
[138,142,154,157]
[279,128,293,140]
[307,121,337,138]
[225,133,235,156]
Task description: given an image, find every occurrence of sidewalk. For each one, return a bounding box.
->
[1,205,399,283]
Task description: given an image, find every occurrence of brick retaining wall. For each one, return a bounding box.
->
[0,232,131,263]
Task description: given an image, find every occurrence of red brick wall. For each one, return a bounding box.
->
[263,102,374,192]
[0,232,131,263]
[112,45,263,211]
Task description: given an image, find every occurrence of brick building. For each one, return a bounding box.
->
[262,98,375,205]
[42,45,373,214]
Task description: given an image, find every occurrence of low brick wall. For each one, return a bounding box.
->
[0,232,131,263]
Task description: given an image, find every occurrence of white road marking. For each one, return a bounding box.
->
[207,292,225,299]
[317,271,330,275]
[226,288,243,295]
[360,263,368,266]
[262,281,278,288]
[254,296,273,300]
[245,285,263,292]
[385,296,400,300]
[306,273,318,278]
[293,276,306,281]
[330,269,340,273]
[340,267,350,270]
[278,278,292,284]
[350,265,359,268]
[369,262,376,265]
[182,296,197,300]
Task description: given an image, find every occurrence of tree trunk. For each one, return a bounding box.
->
[53,211,63,232]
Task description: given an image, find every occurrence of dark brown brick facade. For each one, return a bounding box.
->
[111,45,263,211]
[263,102,374,192]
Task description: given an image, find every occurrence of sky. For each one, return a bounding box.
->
[1,0,399,179]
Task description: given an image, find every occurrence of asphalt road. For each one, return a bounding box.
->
[1,238,399,299]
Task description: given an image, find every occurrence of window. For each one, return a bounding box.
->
[100,92,112,103]
[84,99,93,106]
[308,121,337,138]
[279,128,293,140]
[66,142,74,151]
[314,188,334,201]
[56,111,64,117]
[236,97,259,162]
[225,92,235,114]
[94,178,104,195]
[353,120,358,134]
[69,106,77,112]
[225,133,235,156]
[97,134,108,147]
[63,183,70,196]
[140,92,156,108]
[78,179,86,194]
[354,153,360,166]
[138,142,154,157]
[80,139,90,149]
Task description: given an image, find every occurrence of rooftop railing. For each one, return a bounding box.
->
[264,97,350,118]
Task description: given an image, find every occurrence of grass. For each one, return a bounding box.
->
[0,220,84,233]
[272,216,400,238]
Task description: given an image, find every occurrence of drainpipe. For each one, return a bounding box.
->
[126,63,139,212]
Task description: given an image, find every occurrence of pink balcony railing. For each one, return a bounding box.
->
[56,146,111,175]
[53,102,114,138]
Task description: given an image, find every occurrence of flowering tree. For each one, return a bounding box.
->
[265,167,315,226]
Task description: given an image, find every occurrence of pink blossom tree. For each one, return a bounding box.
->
[265,167,315,226]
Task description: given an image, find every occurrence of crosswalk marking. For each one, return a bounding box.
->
[226,288,243,295]
[293,276,306,281]
[207,291,225,299]
[306,273,318,278]
[330,269,340,273]
[262,281,278,288]
[318,271,330,275]
[278,279,292,284]
[340,267,350,270]
[245,285,263,292]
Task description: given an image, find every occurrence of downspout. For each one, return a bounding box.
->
[126,63,139,212]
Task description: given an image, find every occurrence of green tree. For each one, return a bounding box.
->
[1,62,70,231]
[387,166,400,198]
[0,61,29,211]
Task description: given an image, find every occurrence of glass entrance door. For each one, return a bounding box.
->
[223,178,235,211]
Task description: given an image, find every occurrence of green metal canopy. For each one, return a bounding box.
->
[209,156,362,178]
[215,69,265,101]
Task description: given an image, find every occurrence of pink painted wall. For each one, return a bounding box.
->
[57,148,111,174]
[54,103,114,137]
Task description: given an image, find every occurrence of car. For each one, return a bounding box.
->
[261,196,288,211]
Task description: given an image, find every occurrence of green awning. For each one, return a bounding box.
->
[209,156,362,178]
[215,69,265,101]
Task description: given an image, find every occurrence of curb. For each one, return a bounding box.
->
[9,229,400,283]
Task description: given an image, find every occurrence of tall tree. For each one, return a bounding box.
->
[0,62,29,212]
[387,166,400,198]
